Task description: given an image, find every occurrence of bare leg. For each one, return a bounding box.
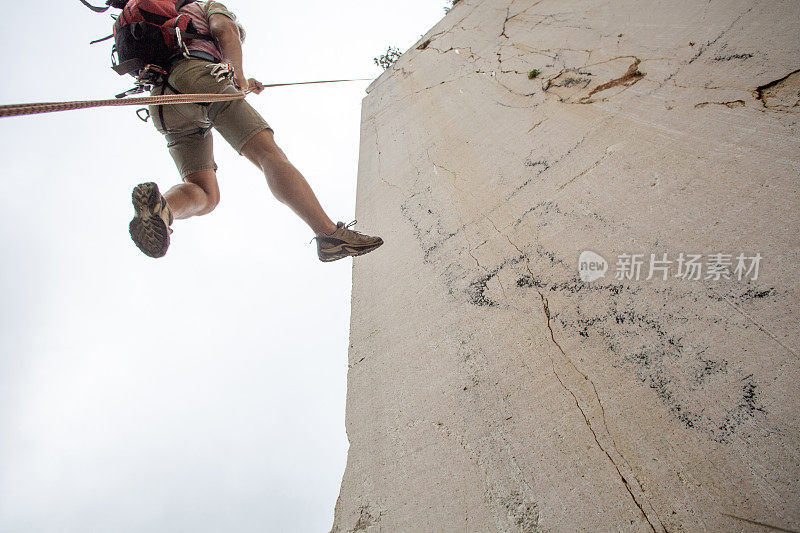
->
[163,169,221,220]
[241,129,337,236]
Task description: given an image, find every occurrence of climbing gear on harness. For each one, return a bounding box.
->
[113,64,171,98]
[314,221,384,262]
[208,61,235,83]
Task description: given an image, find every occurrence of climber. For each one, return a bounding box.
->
[121,0,383,260]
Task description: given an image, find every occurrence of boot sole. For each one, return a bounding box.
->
[318,239,383,262]
[129,183,170,258]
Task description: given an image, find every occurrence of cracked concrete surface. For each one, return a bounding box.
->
[332,0,800,531]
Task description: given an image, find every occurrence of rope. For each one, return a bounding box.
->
[0,79,372,119]
[0,91,250,119]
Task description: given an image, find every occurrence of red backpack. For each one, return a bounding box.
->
[82,0,213,77]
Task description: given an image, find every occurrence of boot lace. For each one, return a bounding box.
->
[310,220,358,243]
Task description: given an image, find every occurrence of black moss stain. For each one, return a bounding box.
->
[502,491,540,532]
[716,379,767,440]
[524,157,549,169]
[713,52,754,61]
[514,200,609,230]
[708,285,782,304]
[543,69,594,92]
[469,272,500,307]
[467,255,527,307]
[399,178,774,443]
[695,354,728,384]
[509,155,550,199]
[557,76,591,88]
[399,186,459,260]
[511,270,773,442]
[465,250,774,442]
[352,505,382,532]
[739,287,776,301]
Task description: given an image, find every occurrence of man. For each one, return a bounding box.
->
[129,1,383,261]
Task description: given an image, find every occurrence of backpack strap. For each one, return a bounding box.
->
[77,0,128,11]
[182,31,215,41]
[78,0,110,12]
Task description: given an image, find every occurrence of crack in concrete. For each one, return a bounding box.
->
[543,57,645,104]
[500,0,545,40]
[715,294,799,360]
[556,152,609,191]
[430,157,512,301]
[371,119,404,194]
[500,234,665,533]
[755,69,800,112]
[694,100,746,109]
[422,45,478,60]
[586,58,644,99]
[527,117,547,133]
[721,513,800,533]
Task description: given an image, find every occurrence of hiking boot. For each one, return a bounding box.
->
[316,221,383,262]
[129,182,173,258]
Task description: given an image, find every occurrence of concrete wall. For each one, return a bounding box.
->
[333,1,799,531]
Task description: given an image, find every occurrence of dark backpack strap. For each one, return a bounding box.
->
[164,75,211,108]
[165,80,182,95]
[183,18,214,41]
[89,33,114,44]
[181,31,215,42]
[78,0,109,12]
[152,84,167,132]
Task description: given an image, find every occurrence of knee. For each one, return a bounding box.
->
[261,141,289,168]
[203,189,219,215]
[244,130,288,167]
[201,185,220,214]
[183,170,220,215]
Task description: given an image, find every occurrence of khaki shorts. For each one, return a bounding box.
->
[150,58,272,179]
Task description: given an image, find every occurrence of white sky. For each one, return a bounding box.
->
[0,1,445,531]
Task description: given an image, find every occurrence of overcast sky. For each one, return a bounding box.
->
[0,1,445,531]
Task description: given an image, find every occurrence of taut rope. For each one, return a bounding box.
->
[0,79,372,119]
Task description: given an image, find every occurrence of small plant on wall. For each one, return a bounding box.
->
[374,46,402,70]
